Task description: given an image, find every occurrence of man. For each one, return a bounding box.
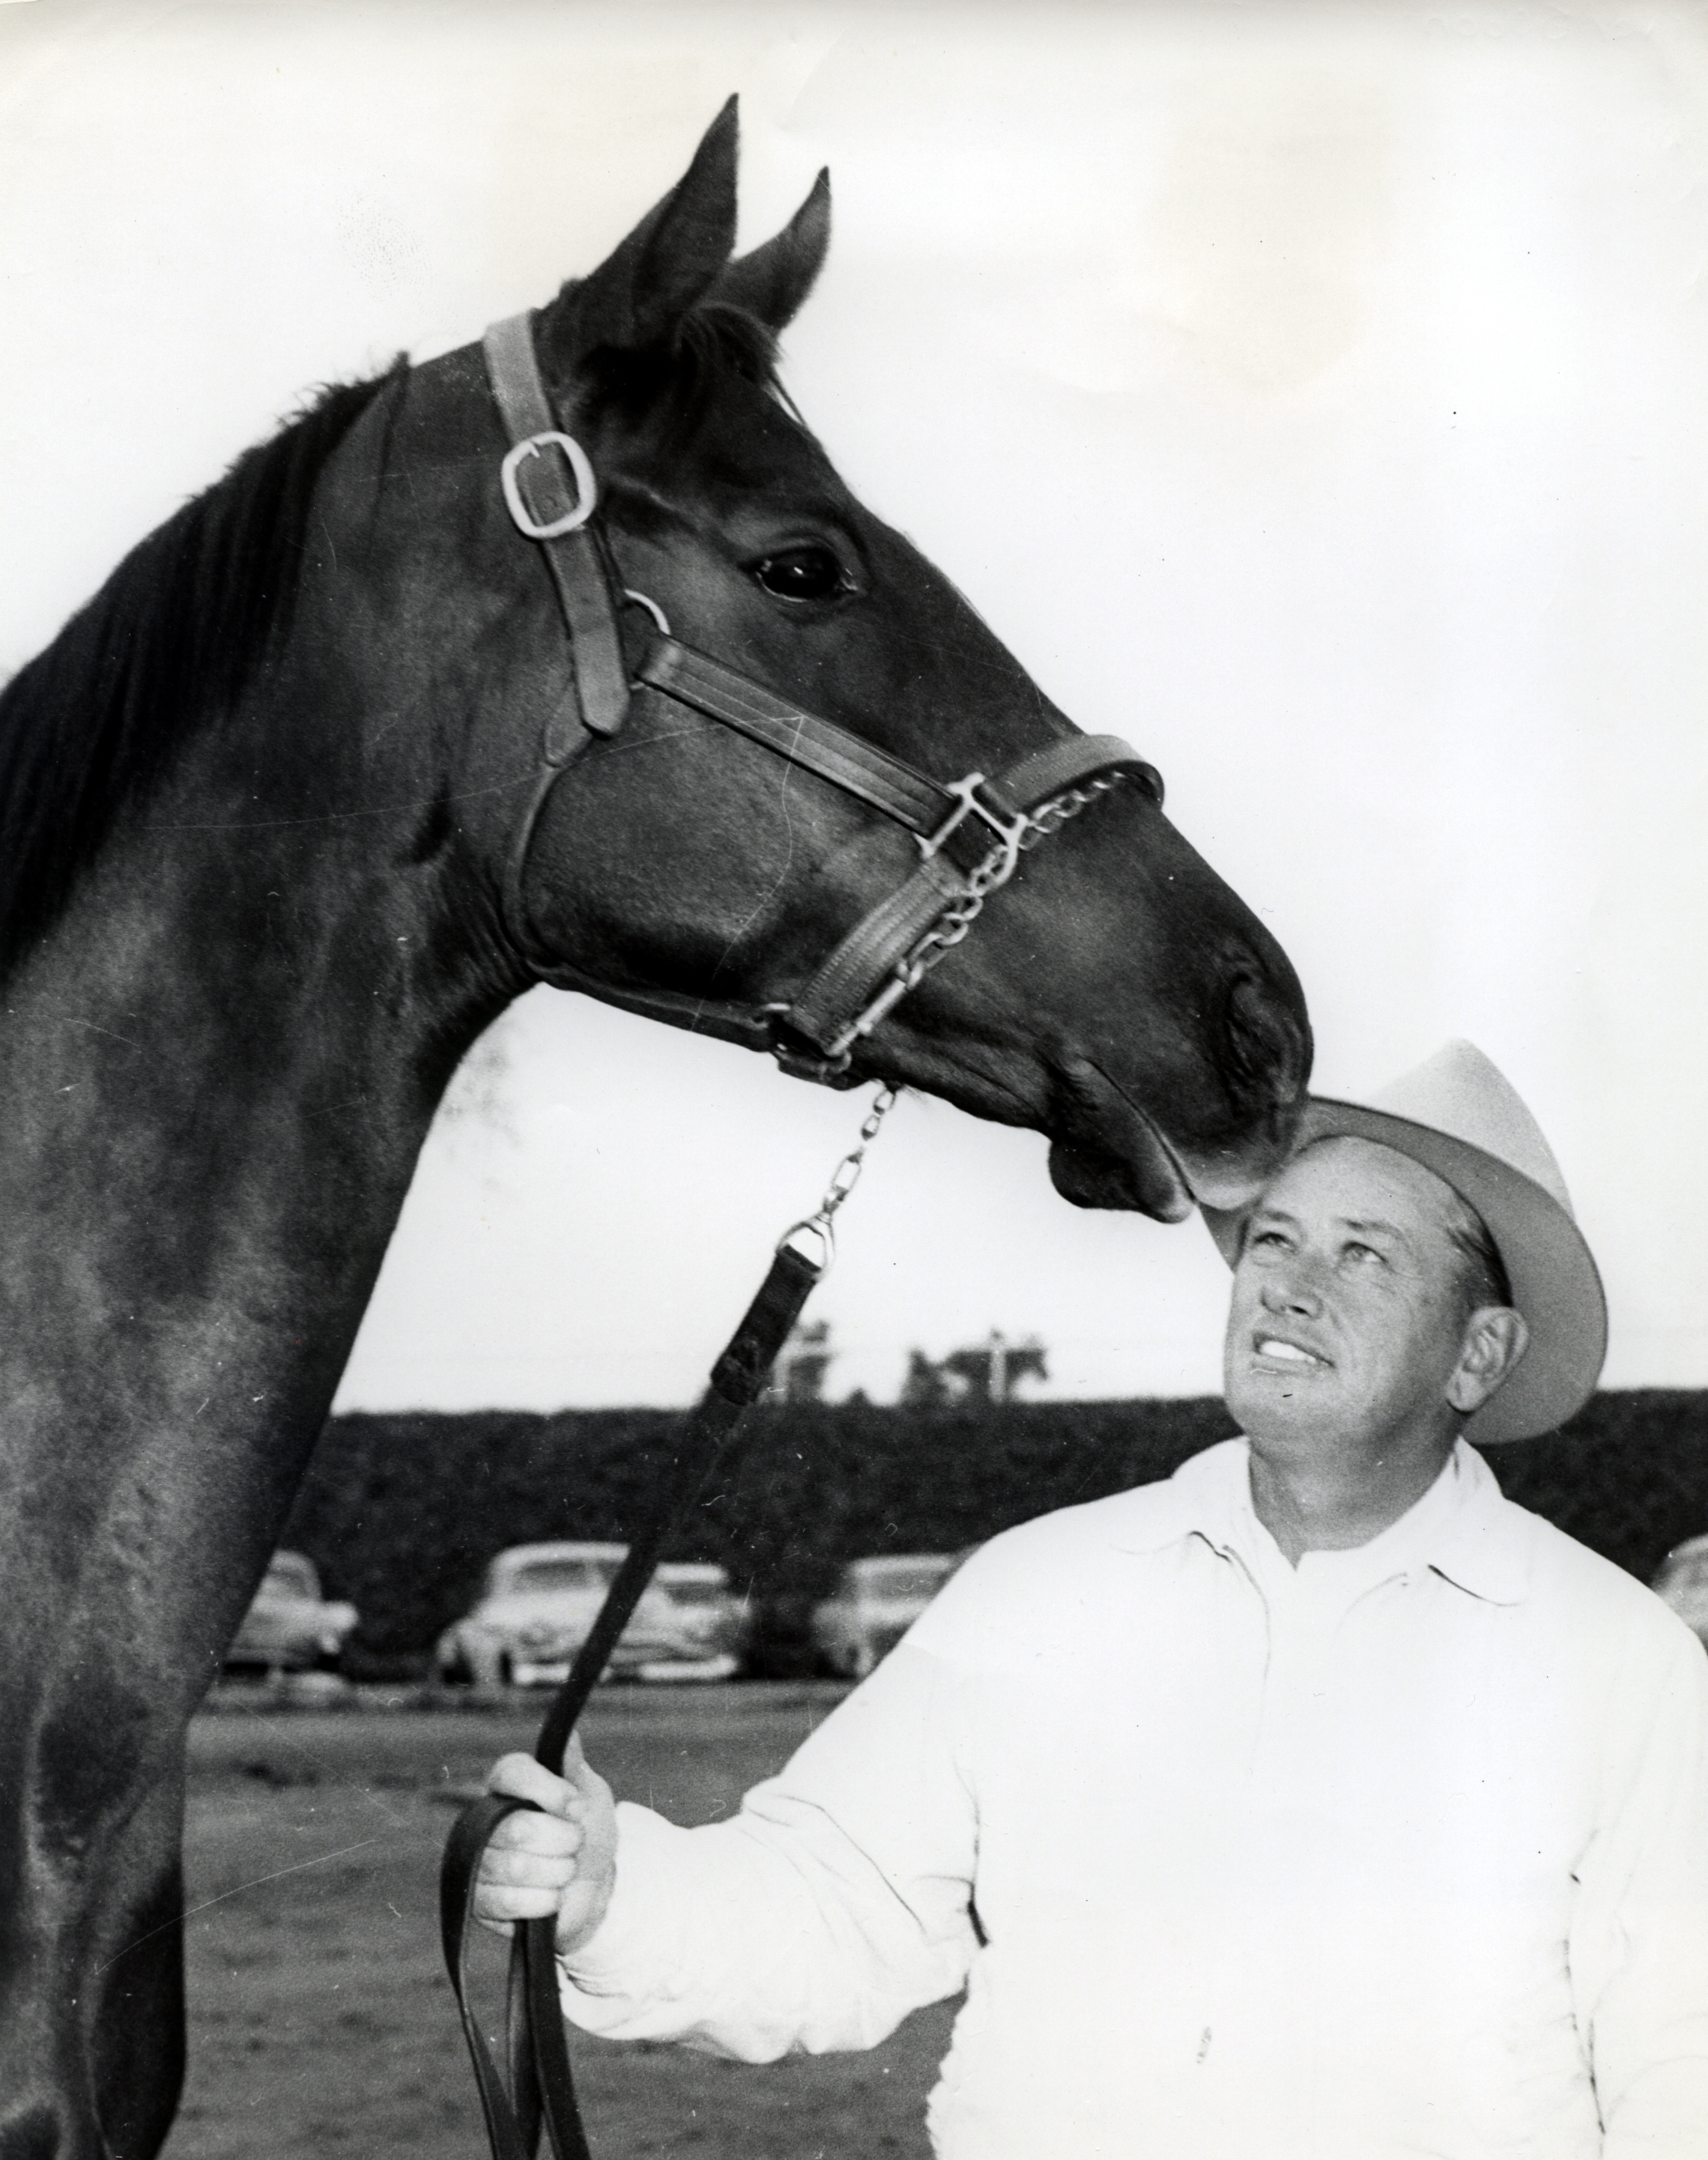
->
[476,1042,1708,2158]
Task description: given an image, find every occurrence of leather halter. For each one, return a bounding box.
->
[483,312,1161,1083]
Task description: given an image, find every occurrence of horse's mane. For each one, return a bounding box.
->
[0,308,789,982]
[0,363,403,981]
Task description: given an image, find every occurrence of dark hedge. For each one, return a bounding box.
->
[281,1391,1708,1677]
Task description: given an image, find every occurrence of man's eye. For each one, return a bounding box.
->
[751,546,847,602]
[1247,1229,1288,1254]
[1342,1243,1383,1267]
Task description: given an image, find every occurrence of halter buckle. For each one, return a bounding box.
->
[760,1005,858,1087]
[500,432,598,539]
[918,772,1029,885]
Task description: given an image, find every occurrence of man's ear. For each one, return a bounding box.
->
[538,97,740,377]
[712,168,831,333]
[1447,1307,1530,1416]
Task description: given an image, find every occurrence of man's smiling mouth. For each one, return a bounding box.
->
[1254,1337,1330,1368]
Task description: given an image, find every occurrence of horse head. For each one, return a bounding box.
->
[431,105,1312,1218]
[436,100,1309,1219]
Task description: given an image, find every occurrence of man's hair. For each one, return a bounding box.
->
[1441,1190,1514,1321]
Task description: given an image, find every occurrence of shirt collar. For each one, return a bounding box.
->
[1106,1436,1533,1606]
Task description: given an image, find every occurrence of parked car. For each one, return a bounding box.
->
[435,1543,750,1686]
[225,1550,358,1675]
[634,1562,753,1683]
[811,1553,962,1679]
[1653,1534,1708,1645]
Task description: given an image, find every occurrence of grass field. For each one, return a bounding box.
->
[166,1686,958,2159]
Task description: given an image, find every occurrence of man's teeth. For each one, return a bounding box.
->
[1257,1339,1322,1366]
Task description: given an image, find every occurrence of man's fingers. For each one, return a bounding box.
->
[477,1737,618,1958]
[485,1751,575,1816]
[480,1842,582,1889]
[472,1882,566,1937]
[487,1737,609,1812]
[476,1881,568,1917]
[486,1809,582,1858]
[472,1809,585,1939]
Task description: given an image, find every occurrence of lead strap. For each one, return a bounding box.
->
[440,1089,899,2160]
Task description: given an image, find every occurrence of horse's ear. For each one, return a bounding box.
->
[712,169,831,333]
[542,97,740,368]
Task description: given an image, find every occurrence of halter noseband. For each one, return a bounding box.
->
[482,312,1161,1084]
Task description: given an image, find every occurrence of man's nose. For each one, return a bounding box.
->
[1260,1265,1323,1317]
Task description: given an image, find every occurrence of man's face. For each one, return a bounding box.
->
[1223,1137,1482,1455]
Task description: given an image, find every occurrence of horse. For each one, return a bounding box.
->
[0,101,1309,2159]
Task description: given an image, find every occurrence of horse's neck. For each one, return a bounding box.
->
[0,599,513,1695]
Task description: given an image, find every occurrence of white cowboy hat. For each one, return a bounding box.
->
[1202,1039,1607,1444]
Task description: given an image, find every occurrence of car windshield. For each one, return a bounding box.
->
[857,1562,951,1601]
[263,1555,318,1599]
[501,1559,617,1596]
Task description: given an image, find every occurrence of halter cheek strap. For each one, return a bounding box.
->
[483,312,629,741]
[482,312,1163,1079]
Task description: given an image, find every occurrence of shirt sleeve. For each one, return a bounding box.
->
[1572,1617,1708,2155]
[557,1636,979,2060]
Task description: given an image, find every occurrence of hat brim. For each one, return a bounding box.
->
[1202,1097,1607,1444]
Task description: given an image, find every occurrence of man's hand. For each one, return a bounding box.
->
[473,1735,619,1957]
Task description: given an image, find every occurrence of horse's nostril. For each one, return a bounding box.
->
[1223,970,1310,1116]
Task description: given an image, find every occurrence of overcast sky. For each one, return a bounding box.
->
[3,0,1705,1409]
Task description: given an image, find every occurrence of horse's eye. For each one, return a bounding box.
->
[751,547,847,602]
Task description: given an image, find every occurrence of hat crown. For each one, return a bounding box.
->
[1369,1039,1575,1219]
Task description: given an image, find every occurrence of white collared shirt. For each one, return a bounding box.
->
[560,1441,1708,2158]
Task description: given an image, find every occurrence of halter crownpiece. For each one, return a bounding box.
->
[482,312,1161,1080]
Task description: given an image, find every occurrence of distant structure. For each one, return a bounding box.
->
[900,1331,1047,1408]
[899,1349,949,1409]
[767,1318,835,1405]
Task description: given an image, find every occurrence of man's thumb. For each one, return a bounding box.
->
[560,1731,598,1793]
